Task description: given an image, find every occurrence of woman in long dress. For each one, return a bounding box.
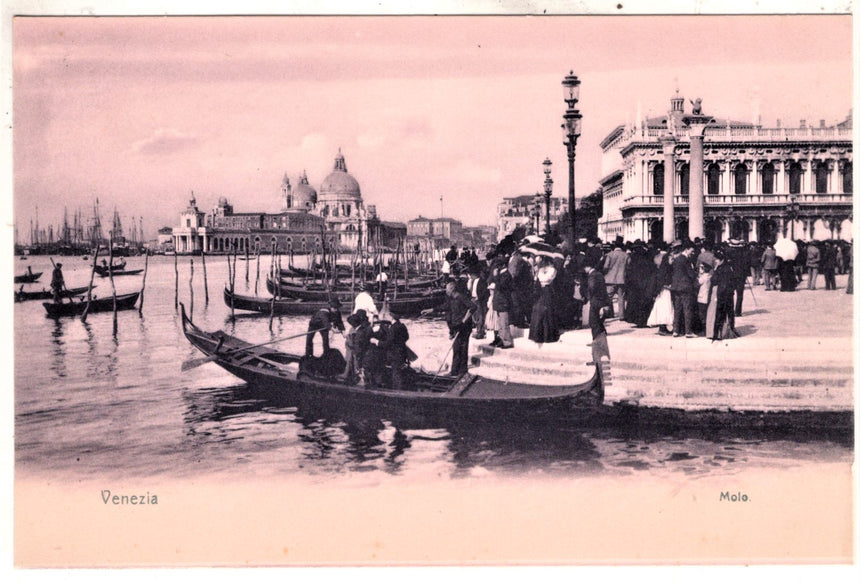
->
[528,255,560,344]
[647,248,674,335]
[708,250,739,340]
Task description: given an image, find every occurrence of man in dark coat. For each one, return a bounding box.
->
[490,258,514,348]
[670,242,697,337]
[726,241,750,316]
[382,315,412,390]
[50,262,65,303]
[305,298,345,357]
[583,254,610,339]
[445,281,477,376]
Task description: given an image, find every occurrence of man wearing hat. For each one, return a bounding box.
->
[805,240,821,290]
[445,281,478,376]
[305,297,345,358]
[670,241,697,338]
[583,253,610,339]
[338,309,372,384]
[50,262,65,303]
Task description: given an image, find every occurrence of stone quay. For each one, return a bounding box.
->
[469,274,854,419]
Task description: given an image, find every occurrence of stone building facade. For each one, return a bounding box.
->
[599,93,853,244]
[172,150,380,254]
[496,194,568,239]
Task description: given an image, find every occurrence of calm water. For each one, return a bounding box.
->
[13,255,853,482]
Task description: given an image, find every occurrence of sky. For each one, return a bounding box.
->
[11,13,853,240]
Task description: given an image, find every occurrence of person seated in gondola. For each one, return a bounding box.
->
[338,309,372,385]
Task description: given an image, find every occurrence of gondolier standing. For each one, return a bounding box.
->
[445,281,477,376]
[305,297,345,357]
[50,263,65,303]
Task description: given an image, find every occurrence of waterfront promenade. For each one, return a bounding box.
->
[470,273,855,413]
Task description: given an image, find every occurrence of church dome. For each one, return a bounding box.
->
[292,171,317,210]
[319,149,361,200]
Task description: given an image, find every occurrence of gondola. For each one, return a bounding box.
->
[14,270,43,284]
[224,286,446,317]
[181,304,604,420]
[266,277,445,302]
[42,291,139,318]
[93,260,127,276]
[15,285,92,303]
[96,268,144,278]
[285,266,443,289]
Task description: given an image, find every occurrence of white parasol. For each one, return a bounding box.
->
[774,237,798,261]
[519,241,565,261]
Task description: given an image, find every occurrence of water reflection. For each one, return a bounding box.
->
[49,318,67,378]
[179,380,854,479]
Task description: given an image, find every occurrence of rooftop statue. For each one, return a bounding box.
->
[690,98,703,115]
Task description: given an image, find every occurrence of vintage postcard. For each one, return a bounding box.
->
[4,0,856,577]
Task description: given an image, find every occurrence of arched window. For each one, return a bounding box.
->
[707,164,721,196]
[789,162,803,194]
[653,163,664,197]
[843,161,853,193]
[761,162,775,194]
[679,163,690,197]
[734,164,748,195]
[814,162,829,193]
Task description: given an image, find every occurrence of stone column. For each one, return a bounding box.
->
[748,218,758,242]
[685,118,711,240]
[660,136,676,243]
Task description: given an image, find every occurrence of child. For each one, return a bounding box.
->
[696,263,713,336]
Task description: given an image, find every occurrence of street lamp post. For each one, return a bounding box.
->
[786,194,800,240]
[561,71,582,244]
[542,158,553,237]
[532,194,542,235]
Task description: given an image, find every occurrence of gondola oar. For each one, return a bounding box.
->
[181,326,329,372]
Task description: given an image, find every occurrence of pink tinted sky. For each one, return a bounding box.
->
[12,15,851,236]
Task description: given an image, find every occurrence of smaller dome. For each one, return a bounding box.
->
[291,171,317,210]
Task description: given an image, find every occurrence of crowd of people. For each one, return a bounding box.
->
[303,285,416,390]
[300,235,852,386]
[438,235,853,352]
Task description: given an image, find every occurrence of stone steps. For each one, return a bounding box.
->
[465,329,853,411]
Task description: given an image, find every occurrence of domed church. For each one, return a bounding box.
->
[313,148,368,249]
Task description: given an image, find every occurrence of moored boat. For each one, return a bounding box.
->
[180,304,604,420]
[15,285,93,303]
[14,270,43,284]
[266,276,445,302]
[93,259,128,276]
[225,286,444,317]
[42,291,139,317]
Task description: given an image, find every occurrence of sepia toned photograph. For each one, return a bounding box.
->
[5,1,856,574]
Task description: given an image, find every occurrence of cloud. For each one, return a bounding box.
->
[131,128,200,155]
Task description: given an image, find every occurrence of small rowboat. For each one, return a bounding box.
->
[180,304,604,421]
[14,270,43,284]
[224,286,445,318]
[42,292,140,318]
[96,268,144,278]
[93,260,127,276]
[15,285,93,303]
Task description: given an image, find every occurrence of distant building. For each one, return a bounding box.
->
[406,215,467,255]
[172,194,327,255]
[598,92,853,243]
[172,149,395,254]
[496,194,568,239]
